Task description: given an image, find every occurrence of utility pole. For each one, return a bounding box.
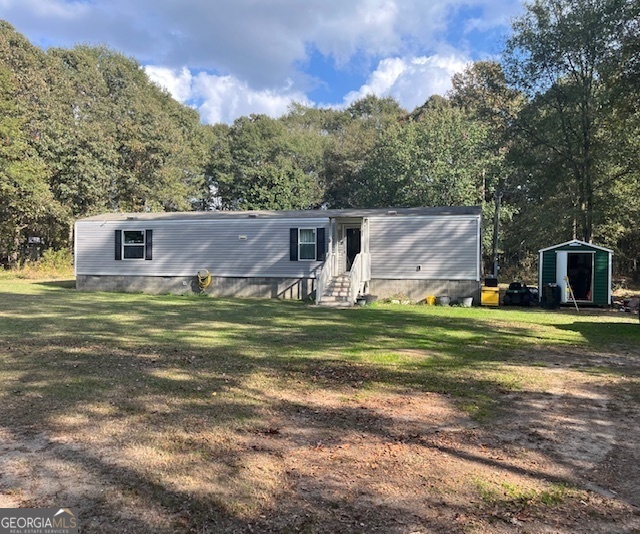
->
[491,190,503,279]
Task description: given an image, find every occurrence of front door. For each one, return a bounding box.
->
[346,228,361,271]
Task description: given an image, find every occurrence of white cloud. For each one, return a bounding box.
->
[144,66,193,103]
[145,67,311,124]
[146,53,469,124]
[343,54,470,110]
[193,74,311,125]
[345,58,408,99]
[147,53,468,124]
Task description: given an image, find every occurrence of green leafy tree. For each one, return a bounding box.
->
[449,61,523,131]
[0,65,66,265]
[358,97,496,210]
[200,123,232,210]
[95,50,205,212]
[218,114,323,210]
[600,0,640,277]
[448,62,524,270]
[322,95,405,208]
[44,46,119,219]
[503,0,636,244]
[1,22,213,263]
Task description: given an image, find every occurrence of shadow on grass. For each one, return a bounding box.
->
[34,279,76,289]
[553,321,640,348]
[1,282,639,531]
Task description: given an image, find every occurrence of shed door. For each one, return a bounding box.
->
[556,251,595,303]
[567,252,594,302]
[556,251,568,303]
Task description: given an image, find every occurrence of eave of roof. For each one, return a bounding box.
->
[78,206,482,222]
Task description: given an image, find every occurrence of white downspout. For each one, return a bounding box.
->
[73,221,78,278]
[331,218,337,276]
[608,252,613,306]
[477,216,482,282]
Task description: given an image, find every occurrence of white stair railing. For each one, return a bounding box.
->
[348,252,371,304]
[315,253,335,305]
[348,255,361,304]
[362,252,371,287]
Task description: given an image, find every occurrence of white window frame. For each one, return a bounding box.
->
[298,228,317,261]
[122,230,146,260]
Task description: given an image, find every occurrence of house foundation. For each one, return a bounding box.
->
[77,275,480,304]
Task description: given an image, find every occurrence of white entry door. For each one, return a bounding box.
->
[556,251,568,303]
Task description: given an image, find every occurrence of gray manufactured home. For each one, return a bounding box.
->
[75,206,482,305]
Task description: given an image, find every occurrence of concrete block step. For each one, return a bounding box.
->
[318,300,354,308]
[320,295,351,303]
[327,284,351,291]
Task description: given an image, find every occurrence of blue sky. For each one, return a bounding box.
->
[0,0,523,124]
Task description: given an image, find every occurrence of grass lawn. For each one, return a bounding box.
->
[1,277,639,533]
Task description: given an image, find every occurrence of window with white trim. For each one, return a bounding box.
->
[299,228,316,260]
[123,230,145,259]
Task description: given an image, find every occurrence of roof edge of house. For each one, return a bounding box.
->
[78,205,483,222]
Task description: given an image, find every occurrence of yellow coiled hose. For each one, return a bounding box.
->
[197,269,211,290]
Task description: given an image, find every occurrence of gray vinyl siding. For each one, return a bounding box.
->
[369,216,480,280]
[75,218,328,278]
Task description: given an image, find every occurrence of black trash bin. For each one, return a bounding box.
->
[541,283,561,309]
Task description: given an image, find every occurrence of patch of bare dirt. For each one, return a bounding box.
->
[2,358,640,532]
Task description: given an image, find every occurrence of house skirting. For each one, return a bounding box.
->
[368,279,481,304]
[76,275,317,299]
[77,275,481,303]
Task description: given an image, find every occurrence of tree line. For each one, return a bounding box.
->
[1,0,639,279]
